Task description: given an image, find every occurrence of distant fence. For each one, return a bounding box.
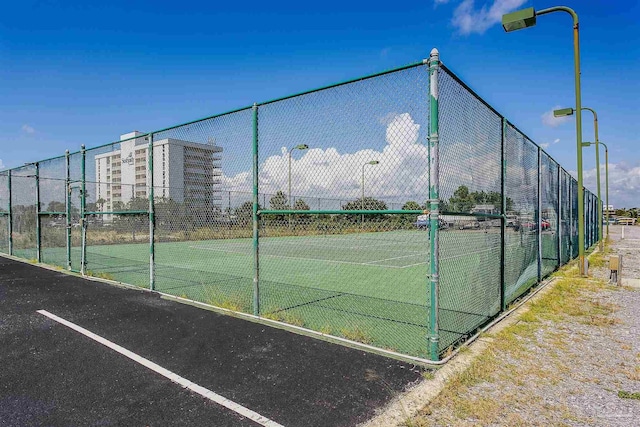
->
[0,51,600,362]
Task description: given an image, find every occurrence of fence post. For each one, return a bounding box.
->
[537,148,542,281]
[148,133,155,290]
[500,119,507,312]
[80,145,87,275]
[35,162,41,262]
[252,103,260,316]
[427,48,440,361]
[7,170,12,256]
[65,150,71,269]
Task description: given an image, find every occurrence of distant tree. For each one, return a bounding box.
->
[342,197,387,223]
[293,199,310,210]
[401,201,422,226]
[269,191,289,210]
[402,201,422,211]
[448,185,474,213]
[293,198,310,224]
[234,201,256,226]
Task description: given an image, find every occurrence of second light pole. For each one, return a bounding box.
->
[362,160,379,224]
[288,144,308,227]
[555,106,602,250]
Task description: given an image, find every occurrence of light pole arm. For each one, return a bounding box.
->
[582,107,598,142]
[537,6,578,26]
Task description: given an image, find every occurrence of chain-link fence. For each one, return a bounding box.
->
[0,54,601,362]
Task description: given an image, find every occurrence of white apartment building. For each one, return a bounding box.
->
[95,131,223,214]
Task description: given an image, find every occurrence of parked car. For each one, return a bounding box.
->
[415,215,448,230]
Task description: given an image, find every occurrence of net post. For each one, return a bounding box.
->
[427,48,440,361]
[537,147,542,282]
[7,169,12,256]
[35,162,41,263]
[65,150,71,269]
[148,133,156,291]
[252,103,260,316]
[500,118,507,312]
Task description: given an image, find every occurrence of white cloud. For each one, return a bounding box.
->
[553,138,560,144]
[220,113,431,207]
[435,0,451,5]
[21,124,35,134]
[540,143,550,149]
[451,0,527,35]
[542,106,571,128]
[0,159,4,169]
[572,161,640,208]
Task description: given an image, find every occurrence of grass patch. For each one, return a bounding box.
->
[202,286,249,313]
[406,258,621,426]
[86,270,115,281]
[618,390,640,400]
[262,309,305,327]
[340,325,373,345]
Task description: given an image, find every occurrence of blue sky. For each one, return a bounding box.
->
[1,0,639,206]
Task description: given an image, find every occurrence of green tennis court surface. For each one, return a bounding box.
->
[38,228,560,358]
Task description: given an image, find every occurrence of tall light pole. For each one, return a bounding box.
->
[589,141,610,242]
[362,160,379,224]
[287,144,308,228]
[288,144,309,209]
[554,107,602,250]
[502,6,587,275]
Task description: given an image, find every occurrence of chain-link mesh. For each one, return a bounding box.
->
[437,67,502,351]
[0,58,601,361]
[571,176,579,259]
[504,126,539,305]
[560,170,572,264]
[39,156,67,268]
[0,171,8,254]
[152,108,255,311]
[83,139,151,286]
[11,165,37,260]
[257,64,431,356]
[541,154,559,277]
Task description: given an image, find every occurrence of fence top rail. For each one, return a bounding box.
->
[257,60,426,107]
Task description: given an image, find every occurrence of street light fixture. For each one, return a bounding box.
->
[502,5,587,275]
[362,160,380,224]
[554,106,603,250]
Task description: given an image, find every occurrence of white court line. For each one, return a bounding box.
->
[37,310,284,427]
[189,245,425,269]
[363,253,424,265]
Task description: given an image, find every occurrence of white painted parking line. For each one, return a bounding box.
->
[37,310,284,427]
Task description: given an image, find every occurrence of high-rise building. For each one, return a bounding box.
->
[95,131,222,218]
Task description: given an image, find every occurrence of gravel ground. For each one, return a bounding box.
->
[408,225,640,426]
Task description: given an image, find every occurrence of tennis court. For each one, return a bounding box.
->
[36,226,558,358]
